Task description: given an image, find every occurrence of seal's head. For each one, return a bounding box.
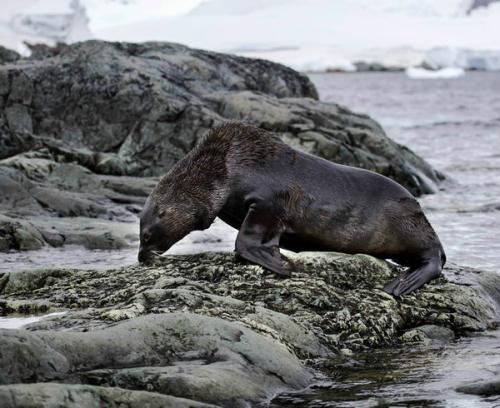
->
[138,194,209,264]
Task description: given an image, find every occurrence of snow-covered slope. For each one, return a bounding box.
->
[1,0,500,71]
[0,0,200,55]
[191,0,472,18]
[0,0,92,55]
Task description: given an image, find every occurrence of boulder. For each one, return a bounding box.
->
[0,313,312,407]
[457,376,500,396]
[0,383,219,408]
[0,40,440,195]
[0,214,45,251]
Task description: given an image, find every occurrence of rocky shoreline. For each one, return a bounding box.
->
[1,252,500,407]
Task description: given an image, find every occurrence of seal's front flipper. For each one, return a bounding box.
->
[235,203,290,277]
[236,244,290,277]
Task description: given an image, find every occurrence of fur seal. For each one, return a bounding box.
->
[138,123,445,296]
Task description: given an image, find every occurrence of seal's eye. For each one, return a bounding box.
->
[143,231,151,243]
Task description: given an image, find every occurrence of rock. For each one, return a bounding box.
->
[0,46,20,64]
[467,0,500,14]
[457,377,500,396]
[30,186,108,218]
[0,166,43,216]
[400,324,455,344]
[0,313,312,407]
[0,214,45,251]
[2,252,499,348]
[0,163,142,251]
[0,40,440,195]
[1,251,499,406]
[0,383,219,408]
[29,216,135,250]
[0,298,53,315]
[353,61,404,72]
[1,267,72,295]
[1,154,59,180]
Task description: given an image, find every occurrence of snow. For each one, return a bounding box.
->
[94,1,500,50]
[191,0,472,18]
[1,0,500,71]
[81,0,202,33]
[405,67,465,79]
[0,0,92,55]
[424,47,500,71]
[92,0,500,71]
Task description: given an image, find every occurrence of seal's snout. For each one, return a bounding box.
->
[138,248,153,264]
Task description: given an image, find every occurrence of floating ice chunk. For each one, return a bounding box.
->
[405,67,465,79]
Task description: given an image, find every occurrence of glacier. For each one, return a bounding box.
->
[1,0,500,72]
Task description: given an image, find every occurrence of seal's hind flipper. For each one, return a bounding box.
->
[235,202,290,277]
[384,250,443,297]
[383,266,415,294]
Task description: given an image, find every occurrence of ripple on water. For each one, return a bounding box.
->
[271,331,500,408]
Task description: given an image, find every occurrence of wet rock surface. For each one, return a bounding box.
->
[0,383,219,408]
[0,40,443,253]
[1,251,499,407]
[0,161,150,251]
[0,313,311,407]
[457,376,500,396]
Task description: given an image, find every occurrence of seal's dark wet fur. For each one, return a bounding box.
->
[139,123,446,296]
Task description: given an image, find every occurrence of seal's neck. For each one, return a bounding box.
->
[154,136,232,228]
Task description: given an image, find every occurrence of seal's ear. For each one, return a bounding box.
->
[158,209,166,218]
